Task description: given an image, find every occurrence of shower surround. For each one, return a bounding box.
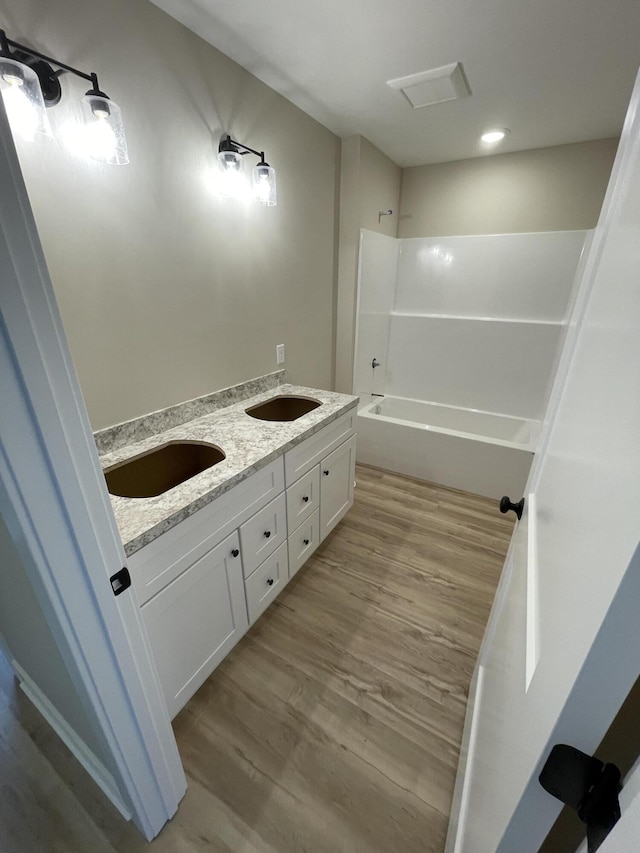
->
[354,229,588,497]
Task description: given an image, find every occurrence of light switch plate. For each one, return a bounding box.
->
[276,344,285,364]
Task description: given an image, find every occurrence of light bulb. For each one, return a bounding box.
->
[0,57,52,141]
[252,162,277,206]
[218,166,251,203]
[3,71,23,86]
[80,93,129,165]
[217,149,242,171]
[255,174,271,203]
[2,83,38,140]
[86,115,118,160]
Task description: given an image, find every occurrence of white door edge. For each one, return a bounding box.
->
[449,664,486,853]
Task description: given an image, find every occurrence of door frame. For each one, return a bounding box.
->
[0,93,186,838]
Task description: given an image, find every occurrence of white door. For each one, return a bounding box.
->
[447,70,640,853]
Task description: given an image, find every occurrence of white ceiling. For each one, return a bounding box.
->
[149,0,640,167]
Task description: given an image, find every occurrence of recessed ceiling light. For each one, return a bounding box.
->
[481,128,510,144]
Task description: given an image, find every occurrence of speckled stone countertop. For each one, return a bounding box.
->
[100,384,358,557]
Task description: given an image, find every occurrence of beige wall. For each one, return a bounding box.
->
[399,138,618,237]
[335,135,401,392]
[1,0,340,429]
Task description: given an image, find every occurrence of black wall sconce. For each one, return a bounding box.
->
[217,134,276,206]
[0,28,128,164]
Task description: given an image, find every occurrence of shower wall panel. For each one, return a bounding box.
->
[385,316,563,419]
[395,231,587,321]
[353,230,398,401]
[354,228,588,421]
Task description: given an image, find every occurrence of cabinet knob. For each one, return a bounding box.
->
[302,495,309,503]
[266,578,274,586]
[303,538,309,546]
[323,469,330,476]
[264,530,271,538]
[231,548,239,558]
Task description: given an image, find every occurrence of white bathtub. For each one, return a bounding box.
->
[356,396,538,499]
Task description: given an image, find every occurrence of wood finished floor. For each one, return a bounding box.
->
[0,465,513,853]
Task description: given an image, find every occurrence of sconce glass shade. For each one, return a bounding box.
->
[81,92,129,165]
[0,56,51,141]
[253,161,277,206]
[217,148,242,171]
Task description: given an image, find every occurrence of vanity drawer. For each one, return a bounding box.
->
[288,508,320,580]
[286,465,319,534]
[245,542,289,625]
[239,492,287,578]
[284,409,356,486]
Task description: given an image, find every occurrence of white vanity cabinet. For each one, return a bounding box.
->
[126,408,357,720]
[129,457,285,718]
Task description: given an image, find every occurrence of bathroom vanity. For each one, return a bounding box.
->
[98,379,358,718]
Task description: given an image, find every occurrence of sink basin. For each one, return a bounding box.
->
[104,440,225,498]
[245,395,321,422]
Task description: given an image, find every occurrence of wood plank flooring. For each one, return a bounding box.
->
[0,465,513,852]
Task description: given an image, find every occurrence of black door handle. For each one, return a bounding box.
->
[539,744,622,852]
[110,567,131,596]
[500,496,525,520]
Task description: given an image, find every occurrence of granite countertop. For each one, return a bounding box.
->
[100,383,358,556]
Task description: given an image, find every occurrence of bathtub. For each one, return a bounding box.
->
[356,396,538,499]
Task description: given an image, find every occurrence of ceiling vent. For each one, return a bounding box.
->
[387,62,471,109]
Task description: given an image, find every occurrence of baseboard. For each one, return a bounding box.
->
[12,660,132,820]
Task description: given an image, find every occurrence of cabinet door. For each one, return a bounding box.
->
[141,532,248,719]
[319,434,356,542]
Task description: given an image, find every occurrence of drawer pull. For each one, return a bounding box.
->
[302,495,309,503]
[303,538,309,546]
[323,469,330,476]
[264,530,271,539]
[266,578,274,586]
[231,548,239,558]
